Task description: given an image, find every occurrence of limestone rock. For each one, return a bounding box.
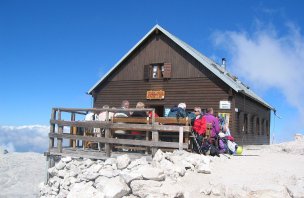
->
[137,165,165,181]
[80,171,99,181]
[58,169,67,178]
[196,163,211,174]
[104,158,117,166]
[122,195,138,198]
[61,157,72,163]
[130,180,163,198]
[117,154,131,170]
[84,159,95,168]
[67,181,104,198]
[95,176,111,190]
[102,177,131,198]
[119,169,143,184]
[98,168,120,178]
[286,183,304,198]
[55,161,66,170]
[48,167,58,177]
[153,149,164,162]
[127,157,148,170]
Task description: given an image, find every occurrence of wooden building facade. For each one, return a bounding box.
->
[88,25,273,145]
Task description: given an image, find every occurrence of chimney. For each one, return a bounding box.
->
[221,58,226,69]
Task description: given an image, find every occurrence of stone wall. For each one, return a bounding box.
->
[40,150,211,198]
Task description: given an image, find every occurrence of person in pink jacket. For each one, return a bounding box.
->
[203,108,220,138]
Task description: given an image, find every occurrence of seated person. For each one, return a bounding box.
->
[114,100,130,117]
[168,103,188,118]
[98,105,114,121]
[130,102,147,138]
[192,107,207,136]
[203,107,220,138]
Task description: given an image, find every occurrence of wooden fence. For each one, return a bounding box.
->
[48,107,192,159]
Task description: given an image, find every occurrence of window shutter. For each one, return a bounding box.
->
[163,63,171,78]
[144,65,150,80]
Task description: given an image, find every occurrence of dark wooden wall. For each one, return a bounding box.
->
[234,94,270,145]
[93,30,270,145]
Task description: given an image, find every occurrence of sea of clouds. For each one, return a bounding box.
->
[0,125,49,153]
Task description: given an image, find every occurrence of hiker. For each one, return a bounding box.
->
[203,107,220,138]
[114,100,130,117]
[148,111,159,118]
[168,103,188,118]
[131,102,147,117]
[130,102,147,139]
[192,107,207,136]
[114,101,130,134]
[98,105,114,121]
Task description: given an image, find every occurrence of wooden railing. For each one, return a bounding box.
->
[48,107,192,158]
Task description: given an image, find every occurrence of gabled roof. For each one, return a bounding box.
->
[88,25,273,110]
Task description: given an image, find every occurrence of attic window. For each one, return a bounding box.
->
[144,63,171,80]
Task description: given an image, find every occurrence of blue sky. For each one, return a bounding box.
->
[1,0,304,152]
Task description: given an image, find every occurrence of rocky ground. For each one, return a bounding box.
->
[1,135,304,197]
[0,152,46,197]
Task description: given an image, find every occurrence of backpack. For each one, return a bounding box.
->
[200,139,211,155]
[176,108,187,119]
[227,140,237,154]
[210,144,220,157]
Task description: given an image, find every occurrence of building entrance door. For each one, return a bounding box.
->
[148,105,164,117]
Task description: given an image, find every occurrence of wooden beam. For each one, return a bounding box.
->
[50,120,192,132]
[105,128,111,157]
[49,133,188,149]
[49,109,56,151]
[152,131,159,156]
[57,111,63,153]
[179,127,183,151]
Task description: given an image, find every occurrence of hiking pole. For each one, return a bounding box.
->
[221,153,231,159]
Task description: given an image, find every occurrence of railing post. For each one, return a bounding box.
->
[179,127,184,151]
[152,130,159,156]
[70,113,76,148]
[105,128,111,157]
[145,117,150,154]
[49,108,56,151]
[58,110,63,153]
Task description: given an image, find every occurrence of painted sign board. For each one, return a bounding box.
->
[146,90,165,100]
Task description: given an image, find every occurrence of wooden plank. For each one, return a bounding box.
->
[49,108,56,151]
[179,127,183,151]
[105,128,111,157]
[154,117,188,125]
[112,117,189,125]
[70,113,76,147]
[55,107,155,113]
[50,120,192,132]
[57,111,63,153]
[49,148,152,160]
[115,145,147,151]
[113,117,149,123]
[152,131,159,156]
[49,133,188,149]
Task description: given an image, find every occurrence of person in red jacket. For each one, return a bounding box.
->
[192,107,207,135]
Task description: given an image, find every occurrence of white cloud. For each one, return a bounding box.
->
[0,125,49,153]
[212,22,304,119]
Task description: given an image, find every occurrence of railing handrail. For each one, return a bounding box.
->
[53,107,156,113]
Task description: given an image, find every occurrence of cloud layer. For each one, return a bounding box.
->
[213,23,304,118]
[212,22,304,142]
[0,125,49,153]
